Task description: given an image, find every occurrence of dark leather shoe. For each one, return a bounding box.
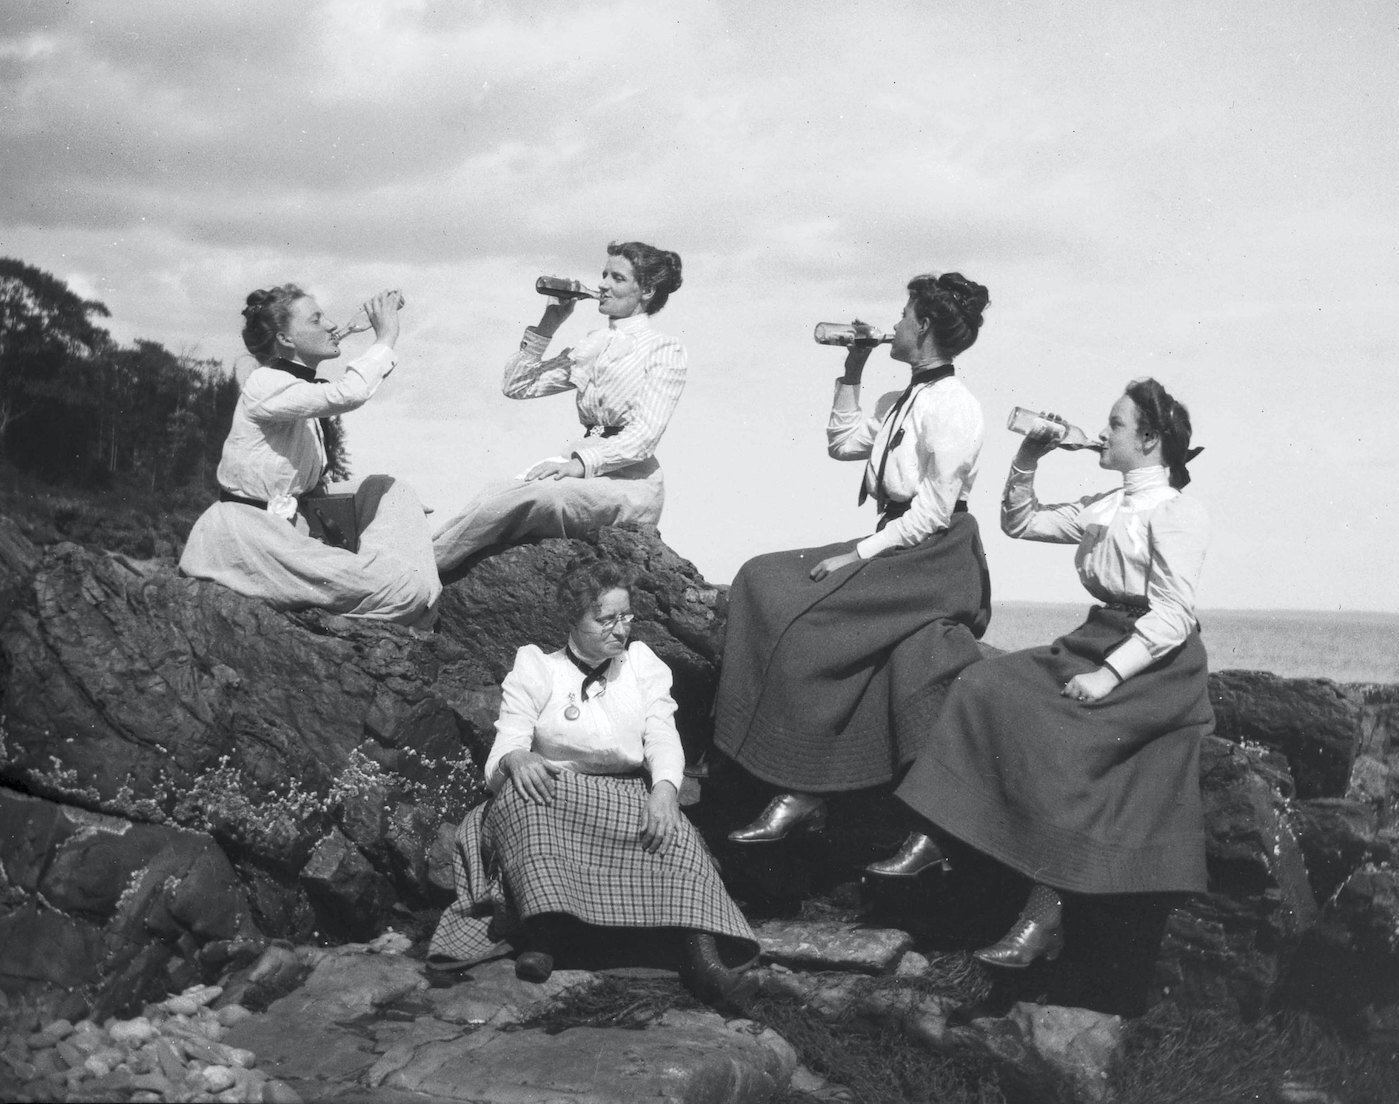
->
[515,950,555,982]
[727,793,827,843]
[863,832,951,878]
[681,932,756,1012]
[973,915,1065,969]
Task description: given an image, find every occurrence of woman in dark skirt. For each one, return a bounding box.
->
[429,557,757,1007]
[714,272,993,843]
[883,378,1210,968]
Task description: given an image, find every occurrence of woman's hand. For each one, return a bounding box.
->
[501,750,563,804]
[535,297,577,339]
[1014,412,1067,468]
[839,318,876,384]
[639,781,681,854]
[364,289,403,349]
[1061,667,1120,704]
[523,457,586,481]
[810,550,862,581]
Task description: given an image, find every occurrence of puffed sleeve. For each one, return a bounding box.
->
[826,381,883,460]
[1105,494,1210,679]
[502,327,577,399]
[627,642,686,792]
[1000,463,1107,544]
[244,345,397,421]
[482,645,553,793]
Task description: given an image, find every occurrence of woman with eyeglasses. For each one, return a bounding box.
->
[429,556,757,1008]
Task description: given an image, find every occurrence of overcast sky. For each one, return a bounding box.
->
[3,0,1395,612]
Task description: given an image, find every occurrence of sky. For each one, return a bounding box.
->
[2,0,1396,612]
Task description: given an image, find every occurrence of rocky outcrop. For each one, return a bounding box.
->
[2,511,1398,1050]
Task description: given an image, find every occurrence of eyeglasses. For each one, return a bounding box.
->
[589,612,635,632]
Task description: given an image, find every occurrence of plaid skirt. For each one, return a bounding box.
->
[429,771,758,966]
[712,511,991,792]
[895,607,1214,895]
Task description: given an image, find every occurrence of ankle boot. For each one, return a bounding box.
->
[863,832,951,878]
[973,886,1064,969]
[680,931,756,1011]
[727,793,827,844]
[514,917,557,982]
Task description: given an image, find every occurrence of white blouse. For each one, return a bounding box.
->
[827,373,984,560]
[215,344,398,501]
[1001,464,1210,679]
[503,313,687,479]
[483,641,686,794]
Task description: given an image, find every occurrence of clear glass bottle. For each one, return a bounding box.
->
[1006,406,1102,451]
[813,322,894,346]
[536,276,600,300]
[332,291,406,341]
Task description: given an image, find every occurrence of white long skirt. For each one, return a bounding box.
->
[179,474,441,627]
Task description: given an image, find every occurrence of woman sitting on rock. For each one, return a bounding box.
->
[428,556,757,1008]
[180,286,439,626]
[713,272,992,847]
[882,378,1210,969]
[432,242,686,575]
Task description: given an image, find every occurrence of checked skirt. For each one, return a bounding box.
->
[429,771,757,966]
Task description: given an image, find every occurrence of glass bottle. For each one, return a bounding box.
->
[536,276,600,300]
[1006,406,1102,451]
[813,322,894,346]
[331,291,406,341]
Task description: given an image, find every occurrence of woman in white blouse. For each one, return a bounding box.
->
[885,378,1210,971]
[180,287,439,625]
[429,558,757,1007]
[432,242,686,575]
[714,273,993,844]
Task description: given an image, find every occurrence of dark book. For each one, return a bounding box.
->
[303,492,359,553]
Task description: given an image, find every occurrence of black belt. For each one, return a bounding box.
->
[879,499,968,523]
[220,489,277,510]
[1100,601,1148,616]
[583,424,623,438]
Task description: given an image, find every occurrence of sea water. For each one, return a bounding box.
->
[982,603,1399,685]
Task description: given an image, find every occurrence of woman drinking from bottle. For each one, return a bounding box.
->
[180,286,439,626]
[432,241,685,574]
[883,379,1210,971]
[714,272,992,848]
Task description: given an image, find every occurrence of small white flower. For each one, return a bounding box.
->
[267,494,298,522]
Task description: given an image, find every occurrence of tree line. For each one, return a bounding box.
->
[0,257,348,494]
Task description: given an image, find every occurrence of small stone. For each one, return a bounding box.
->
[110,1017,158,1046]
[5,1057,37,1081]
[40,1019,74,1040]
[83,1053,112,1077]
[154,1038,186,1081]
[368,930,412,955]
[164,995,201,1016]
[201,1063,237,1092]
[216,1004,253,1028]
[54,1039,85,1070]
[131,1094,163,1103]
[27,1030,60,1050]
[895,951,931,978]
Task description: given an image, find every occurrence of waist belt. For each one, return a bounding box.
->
[880,499,968,523]
[1100,601,1149,616]
[583,424,623,438]
[220,489,282,510]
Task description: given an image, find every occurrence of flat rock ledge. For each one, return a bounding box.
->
[1,930,1132,1103]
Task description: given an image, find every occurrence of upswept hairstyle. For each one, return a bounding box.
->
[1125,377,1199,489]
[242,284,308,364]
[557,557,637,626]
[905,272,990,358]
[607,241,683,314]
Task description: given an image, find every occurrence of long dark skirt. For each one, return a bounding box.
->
[428,772,758,967]
[712,511,991,793]
[896,607,1213,895]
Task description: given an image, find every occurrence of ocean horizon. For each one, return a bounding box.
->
[981,602,1399,685]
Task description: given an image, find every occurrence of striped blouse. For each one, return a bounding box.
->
[503,313,688,478]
